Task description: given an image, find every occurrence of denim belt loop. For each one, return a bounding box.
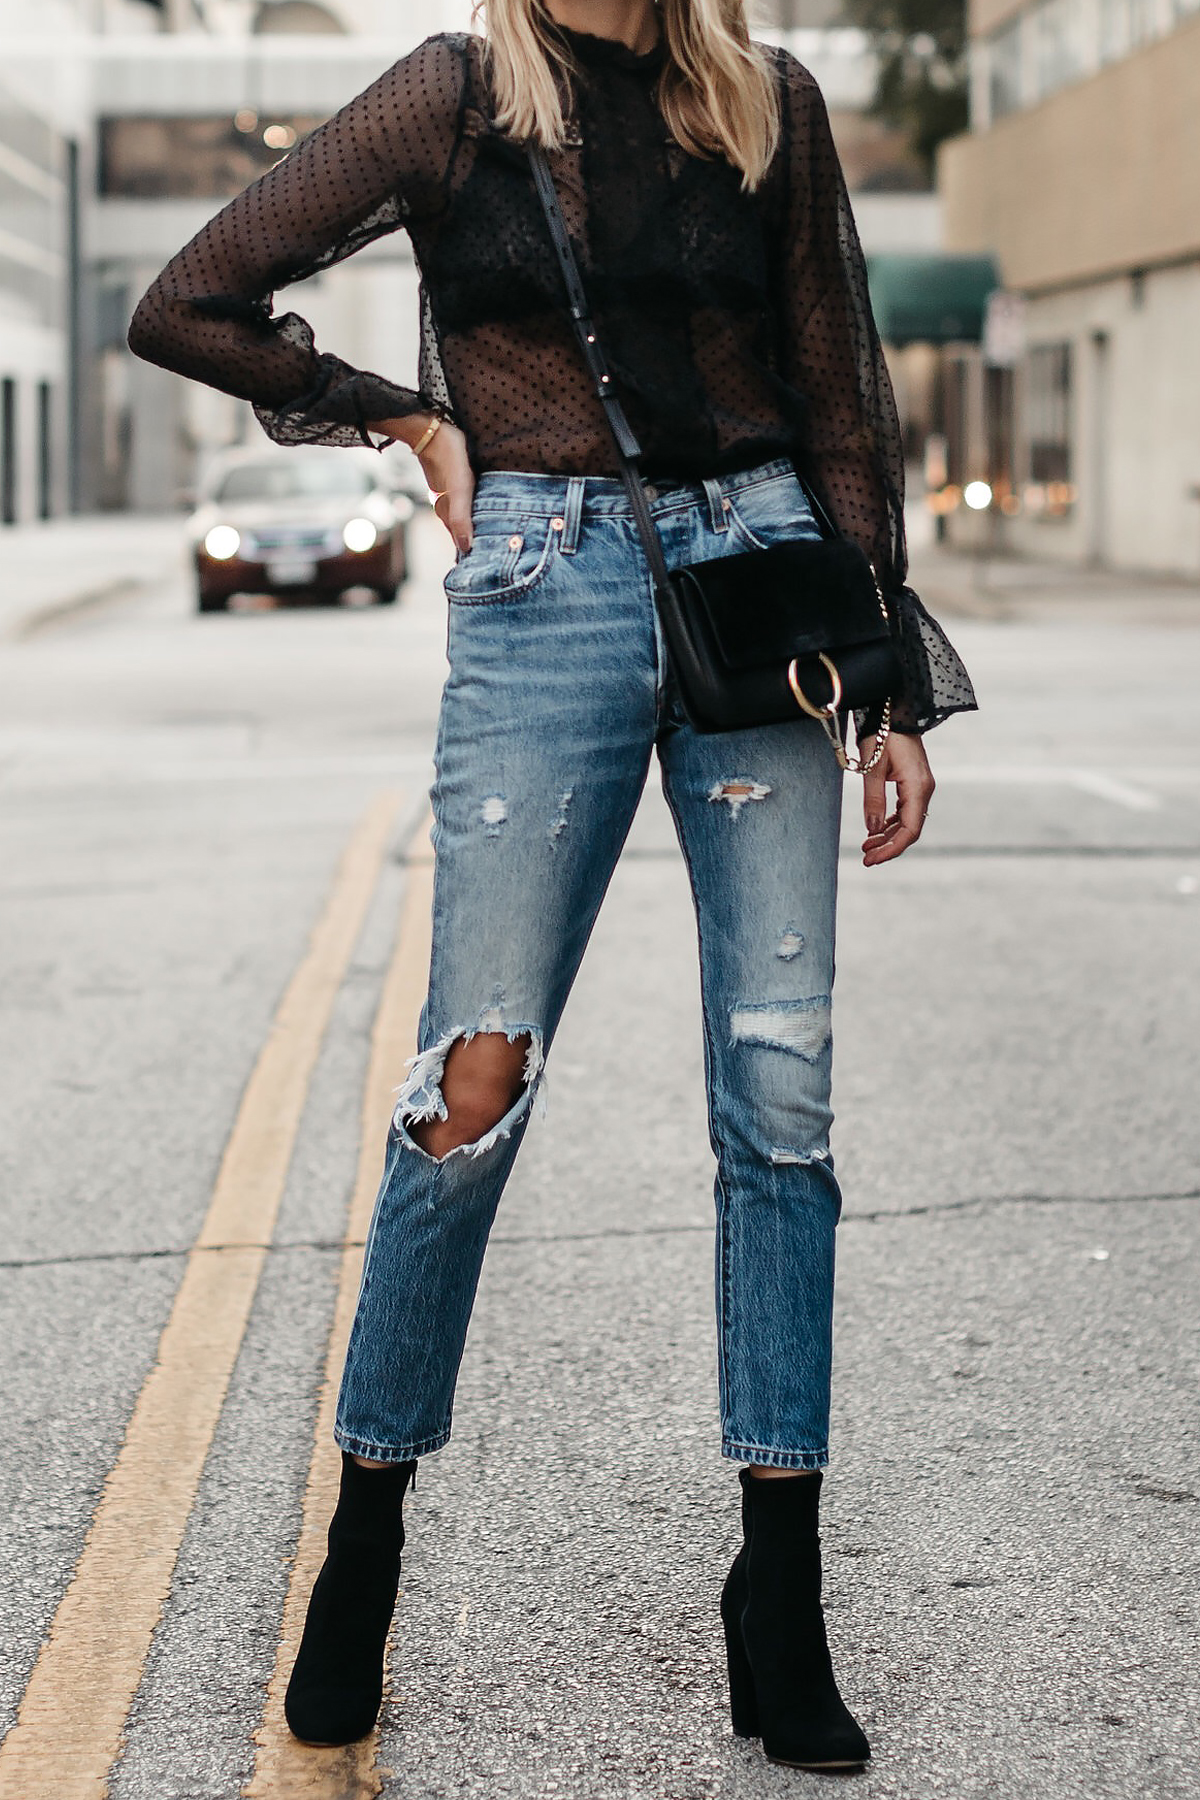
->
[702,475,729,534]
[560,476,586,554]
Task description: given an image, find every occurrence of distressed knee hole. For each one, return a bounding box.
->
[393,1017,544,1161]
[729,998,831,1063]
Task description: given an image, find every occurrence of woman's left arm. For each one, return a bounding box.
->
[773,53,977,795]
[774,57,902,594]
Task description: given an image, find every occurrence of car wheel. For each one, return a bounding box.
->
[197,587,229,613]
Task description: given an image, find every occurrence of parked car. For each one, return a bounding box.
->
[188,447,413,612]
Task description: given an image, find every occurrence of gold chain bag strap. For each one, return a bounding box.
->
[786,593,893,773]
[526,144,900,772]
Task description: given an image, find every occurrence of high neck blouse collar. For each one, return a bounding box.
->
[549,19,666,77]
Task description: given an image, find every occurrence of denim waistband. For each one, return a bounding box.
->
[471,456,798,521]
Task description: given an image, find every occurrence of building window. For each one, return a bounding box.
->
[38,381,52,521]
[99,115,324,201]
[986,365,1017,508]
[943,355,971,490]
[1025,342,1075,516]
[1,379,16,525]
[1031,0,1087,102]
[1127,0,1161,42]
[988,19,1024,119]
[1099,0,1129,59]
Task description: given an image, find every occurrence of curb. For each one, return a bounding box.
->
[11,578,149,643]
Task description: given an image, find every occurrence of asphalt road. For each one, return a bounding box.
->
[0,509,1197,1799]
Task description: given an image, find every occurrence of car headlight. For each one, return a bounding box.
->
[342,517,378,553]
[203,525,241,561]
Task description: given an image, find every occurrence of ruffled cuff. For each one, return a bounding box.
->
[187,297,449,450]
[887,586,977,733]
[255,316,442,448]
[855,586,978,740]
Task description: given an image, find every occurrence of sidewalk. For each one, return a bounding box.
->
[0,513,186,642]
[908,534,1200,626]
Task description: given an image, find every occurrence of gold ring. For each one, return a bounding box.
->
[787,653,843,719]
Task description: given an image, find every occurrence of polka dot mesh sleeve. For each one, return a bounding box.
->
[777,57,976,732]
[127,35,466,447]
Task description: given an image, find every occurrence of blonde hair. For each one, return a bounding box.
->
[475,0,780,191]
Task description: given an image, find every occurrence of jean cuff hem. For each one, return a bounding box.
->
[722,1442,828,1470]
[334,1427,450,1461]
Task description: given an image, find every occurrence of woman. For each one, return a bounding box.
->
[130,0,974,1771]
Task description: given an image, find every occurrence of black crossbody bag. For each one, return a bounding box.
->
[527,143,900,771]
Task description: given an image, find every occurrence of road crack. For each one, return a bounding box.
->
[1,1186,1196,1272]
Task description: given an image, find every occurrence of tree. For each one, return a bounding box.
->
[840,0,969,180]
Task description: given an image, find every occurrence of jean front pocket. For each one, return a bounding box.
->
[724,474,817,553]
[443,515,559,604]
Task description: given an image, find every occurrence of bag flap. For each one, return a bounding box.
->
[671,539,887,670]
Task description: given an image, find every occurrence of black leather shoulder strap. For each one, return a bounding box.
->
[526,142,673,589]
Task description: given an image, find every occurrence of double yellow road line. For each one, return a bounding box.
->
[0,793,435,1800]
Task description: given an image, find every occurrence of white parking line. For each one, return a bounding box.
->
[934,764,1165,812]
[1066,770,1162,813]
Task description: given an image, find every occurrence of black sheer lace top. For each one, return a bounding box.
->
[128,25,975,731]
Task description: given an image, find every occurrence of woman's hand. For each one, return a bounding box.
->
[858,728,935,867]
[375,414,475,555]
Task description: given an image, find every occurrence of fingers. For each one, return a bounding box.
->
[447,490,475,556]
[862,809,919,866]
[431,486,474,555]
[861,736,936,867]
[861,739,887,836]
[419,422,475,554]
[862,776,932,864]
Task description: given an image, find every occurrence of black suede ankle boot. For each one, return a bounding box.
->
[284,1452,417,1746]
[721,1469,870,1770]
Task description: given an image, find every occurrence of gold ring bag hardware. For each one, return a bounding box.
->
[526,145,900,771]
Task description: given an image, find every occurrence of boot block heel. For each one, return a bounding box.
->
[723,1623,761,1738]
[720,1550,760,1738]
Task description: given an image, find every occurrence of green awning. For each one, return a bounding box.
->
[865,254,1000,347]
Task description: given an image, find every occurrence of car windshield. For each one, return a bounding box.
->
[213,461,374,503]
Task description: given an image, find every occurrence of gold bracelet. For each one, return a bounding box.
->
[411,416,442,457]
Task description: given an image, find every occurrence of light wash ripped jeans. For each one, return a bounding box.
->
[335,457,844,1471]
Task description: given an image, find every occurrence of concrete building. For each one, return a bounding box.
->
[0,0,91,526]
[938,0,1200,574]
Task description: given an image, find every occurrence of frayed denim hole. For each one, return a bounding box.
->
[391,1022,546,1167]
